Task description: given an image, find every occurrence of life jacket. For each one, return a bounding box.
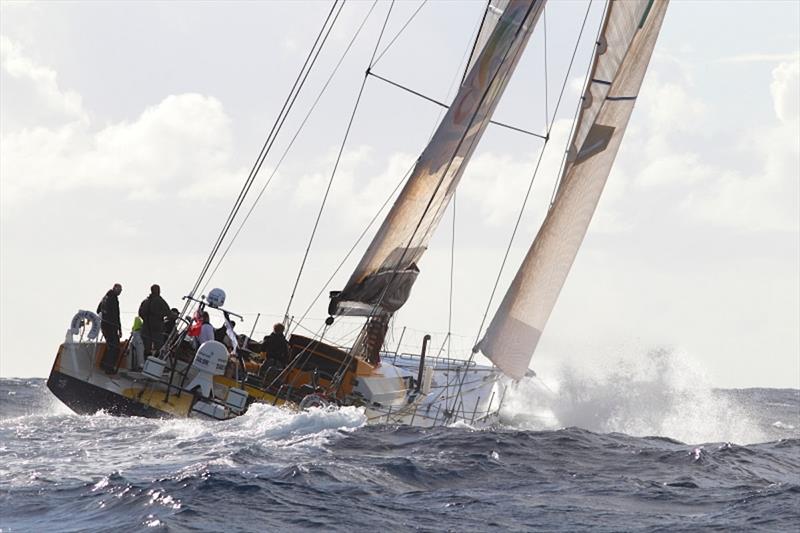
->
[188,311,203,337]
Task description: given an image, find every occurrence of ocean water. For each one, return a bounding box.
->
[1,377,798,532]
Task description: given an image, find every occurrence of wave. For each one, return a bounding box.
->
[2,373,799,532]
[499,347,780,444]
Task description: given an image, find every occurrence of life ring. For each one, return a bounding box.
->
[298,393,331,410]
[68,310,101,340]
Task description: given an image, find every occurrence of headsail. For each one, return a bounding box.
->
[330,0,546,317]
[478,0,669,379]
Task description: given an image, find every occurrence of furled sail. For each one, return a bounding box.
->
[330,0,545,317]
[477,0,669,379]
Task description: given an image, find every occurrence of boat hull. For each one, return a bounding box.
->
[47,340,507,426]
[47,369,170,418]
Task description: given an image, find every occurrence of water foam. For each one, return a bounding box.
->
[141,403,367,456]
[501,347,768,444]
[223,403,367,445]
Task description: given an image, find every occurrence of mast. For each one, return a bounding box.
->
[329,0,546,329]
[477,0,670,379]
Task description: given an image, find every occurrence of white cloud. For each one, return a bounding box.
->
[644,78,707,135]
[0,34,246,211]
[1,94,241,208]
[770,58,799,124]
[0,35,87,123]
[293,145,416,227]
[636,152,715,187]
[621,53,799,233]
[460,119,572,228]
[679,59,799,232]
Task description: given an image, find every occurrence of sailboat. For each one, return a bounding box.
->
[47,0,669,425]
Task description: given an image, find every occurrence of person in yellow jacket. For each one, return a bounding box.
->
[130,316,144,371]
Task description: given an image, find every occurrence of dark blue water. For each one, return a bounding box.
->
[1,378,798,532]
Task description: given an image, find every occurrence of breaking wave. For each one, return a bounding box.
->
[500,347,779,444]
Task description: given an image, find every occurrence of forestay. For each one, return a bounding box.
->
[330,0,545,317]
[478,0,669,379]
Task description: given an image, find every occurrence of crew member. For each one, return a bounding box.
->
[139,284,170,356]
[97,283,123,374]
[197,311,215,346]
[130,315,144,371]
[214,320,236,344]
[263,323,290,368]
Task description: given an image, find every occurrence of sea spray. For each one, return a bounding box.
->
[500,347,768,444]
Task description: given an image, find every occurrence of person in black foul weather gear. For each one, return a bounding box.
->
[97,283,123,374]
[264,323,290,367]
[139,284,170,357]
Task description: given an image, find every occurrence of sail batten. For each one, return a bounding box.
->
[331,0,546,317]
[478,0,669,379]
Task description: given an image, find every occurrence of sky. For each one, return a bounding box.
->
[1,0,798,388]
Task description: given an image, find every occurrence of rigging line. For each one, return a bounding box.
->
[292,164,410,335]
[549,0,605,205]
[547,0,596,137]
[295,0,483,357]
[470,142,548,351]
[186,0,342,305]
[453,0,599,410]
[348,0,540,358]
[447,194,455,358]
[471,0,597,348]
[544,5,549,126]
[370,0,396,67]
[181,4,344,322]
[462,0,492,86]
[189,1,340,302]
[370,0,539,322]
[442,0,489,410]
[547,0,605,133]
[285,0,396,322]
[198,1,380,295]
[198,1,347,297]
[367,71,548,140]
[293,3,478,336]
[371,0,427,68]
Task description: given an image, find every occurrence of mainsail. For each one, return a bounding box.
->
[478,0,669,379]
[330,0,545,317]
[467,1,513,74]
